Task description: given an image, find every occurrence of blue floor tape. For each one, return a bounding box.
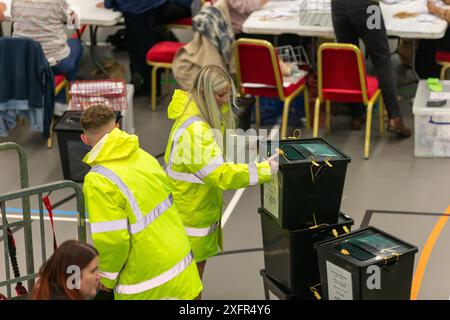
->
[5,207,81,216]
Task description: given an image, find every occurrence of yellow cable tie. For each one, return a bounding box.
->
[276,148,291,163]
[325,159,333,167]
[311,160,320,167]
[332,229,338,238]
[309,223,329,230]
[314,163,325,177]
[340,249,350,255]
[292,129,302,139]
[343,226,350,234]
[313,290,322,300]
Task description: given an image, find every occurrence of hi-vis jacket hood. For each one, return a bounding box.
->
[82,128,202,300]
[167,89,198,120]
[83,128,138,166]
[164,89,272,263]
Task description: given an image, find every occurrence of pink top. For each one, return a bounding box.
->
[212,0,266,34]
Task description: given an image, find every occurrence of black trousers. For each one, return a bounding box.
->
[415,27,450,79]
[123,2,191,90]
[331,0,401,119]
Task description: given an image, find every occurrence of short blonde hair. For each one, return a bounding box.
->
[80,105,116,133]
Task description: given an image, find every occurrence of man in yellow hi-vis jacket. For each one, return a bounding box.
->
[80,105,202,300]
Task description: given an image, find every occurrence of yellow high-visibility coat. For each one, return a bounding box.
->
[83,128,202,300]
[164,90,272,262]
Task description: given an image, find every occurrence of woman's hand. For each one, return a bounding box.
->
[427,0,446,19]
[96,2,105,9]
[267,153,279,175]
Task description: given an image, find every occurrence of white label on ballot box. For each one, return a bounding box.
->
[326,261,353,300]
[263,174,279,219]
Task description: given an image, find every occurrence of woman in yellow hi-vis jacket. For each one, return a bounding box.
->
[164,65,278,281]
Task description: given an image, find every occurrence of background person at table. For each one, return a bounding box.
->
[12,0,84,83]
[210,0,268,36]
[415,0,450,78]
[99,0,192,95]
[212,0,309,65]
[331,0,411,137]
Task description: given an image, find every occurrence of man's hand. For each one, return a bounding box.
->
[96,2,104,9]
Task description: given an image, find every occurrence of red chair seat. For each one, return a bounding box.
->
[322,75,379,103]
[436,51,450,62]
[54,74,66,87]
[146,41,184,64]
[169,17,192,26]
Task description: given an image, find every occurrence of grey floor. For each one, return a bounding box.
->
[1,25,450,300]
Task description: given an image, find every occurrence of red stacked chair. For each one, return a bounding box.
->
[146,41,185,111]
[314,43,385,159]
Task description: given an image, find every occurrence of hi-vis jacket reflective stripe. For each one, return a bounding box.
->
[83,128,202,300]
[164,90,272,262]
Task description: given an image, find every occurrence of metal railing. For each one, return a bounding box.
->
[0,142,87,299]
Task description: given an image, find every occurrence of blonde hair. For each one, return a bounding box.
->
[190,65,237,134]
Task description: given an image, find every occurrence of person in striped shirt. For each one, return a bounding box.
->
[11,0,83,82]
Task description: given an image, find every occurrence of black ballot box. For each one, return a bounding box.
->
[314,227,418,300]
[260,269,321,300]
[54,111,91,182]
[260,138,351,230]
[260,209,354,294]
[54,111,122,182]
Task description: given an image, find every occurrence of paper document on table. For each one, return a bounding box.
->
[381,0,412,4]
[253,1,303,19]
[417,13,438,22]
[430,92,450,100]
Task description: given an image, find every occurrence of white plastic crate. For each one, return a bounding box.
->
[413,80,450,157]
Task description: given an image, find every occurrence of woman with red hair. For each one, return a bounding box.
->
[32,240,100,300]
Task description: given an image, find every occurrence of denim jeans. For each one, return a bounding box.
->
[331,0,401,119]
[51,39,84,82]
[52,39,84,103]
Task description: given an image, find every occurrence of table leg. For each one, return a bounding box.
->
[89,25,109,77]
[410,39,420,81]
[310,37,317,72]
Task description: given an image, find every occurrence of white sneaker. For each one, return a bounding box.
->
[54,102,68,116]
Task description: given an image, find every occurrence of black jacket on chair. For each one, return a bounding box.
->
[0,37,55,138]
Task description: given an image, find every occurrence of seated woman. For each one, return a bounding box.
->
[11,0,83,82]
[415,1,450,78]
[32,240,100,300]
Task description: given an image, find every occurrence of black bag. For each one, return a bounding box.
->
[106,28,128,50]
[234,96,255,131]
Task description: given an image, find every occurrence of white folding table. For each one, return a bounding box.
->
[242,0,448,79]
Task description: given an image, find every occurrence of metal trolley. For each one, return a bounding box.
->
[0,142,87,299]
